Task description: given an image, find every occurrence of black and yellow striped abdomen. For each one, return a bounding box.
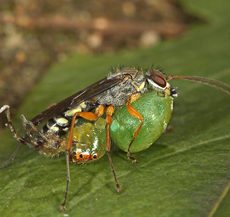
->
[42,101,96,136]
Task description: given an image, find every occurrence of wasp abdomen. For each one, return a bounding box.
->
[42,116,70,135]
[42,101,95,136]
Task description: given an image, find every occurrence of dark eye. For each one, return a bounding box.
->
[79,154,83,158]
[150,73,167,88]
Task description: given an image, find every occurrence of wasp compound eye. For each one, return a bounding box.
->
[147,72,167,90]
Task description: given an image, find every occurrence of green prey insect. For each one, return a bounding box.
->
[1,67,230,210]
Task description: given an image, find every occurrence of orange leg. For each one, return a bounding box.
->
[61,105,104,211]
[126,97,144,163]
[105,105,120,193]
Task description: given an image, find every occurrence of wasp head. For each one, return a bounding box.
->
[146,69,178,98]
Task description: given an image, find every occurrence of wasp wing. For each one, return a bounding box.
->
[31,74,128,125]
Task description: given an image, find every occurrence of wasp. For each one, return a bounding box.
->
[1,67,230,210]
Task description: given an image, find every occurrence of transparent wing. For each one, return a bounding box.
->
[31,74,128,125]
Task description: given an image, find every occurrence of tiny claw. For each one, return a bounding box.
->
[116,184,121,193]
[132,158,137,164]
[61,204,66,211]
[127,154,137,164]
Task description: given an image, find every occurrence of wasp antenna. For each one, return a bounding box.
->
[166,75,230,96]
[167,75,230,88]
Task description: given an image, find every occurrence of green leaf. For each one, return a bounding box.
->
[1,0,230,216]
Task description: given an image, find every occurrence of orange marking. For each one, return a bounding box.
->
[106,105,115,116]
[76,152,91,161]
[91,153,99,160]
[129,93,141,103]
[95,105,105,117]
[83,154,90,160]
[77,112,98,121]
[76,152,82,160]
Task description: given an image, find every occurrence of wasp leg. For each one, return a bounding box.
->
[126,96,144,163]
[21,115,63,155]
[21,115,49,142]
[61,105,105,211]
[0,105,26,168]
[105,105,121,193]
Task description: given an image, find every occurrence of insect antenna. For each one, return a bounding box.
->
[166,75,230,95]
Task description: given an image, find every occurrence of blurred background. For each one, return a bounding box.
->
[0,0,201,123]
[1,1,230,217]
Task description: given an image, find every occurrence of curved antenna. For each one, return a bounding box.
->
[166,75,230,96]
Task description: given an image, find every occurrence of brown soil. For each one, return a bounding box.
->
[0,0,201,127]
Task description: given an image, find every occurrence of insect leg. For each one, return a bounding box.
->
[126,95,144,163]
[21,115,49,142]
[61,105,105,210]
[105,105,121,193]
[0,105,26,168]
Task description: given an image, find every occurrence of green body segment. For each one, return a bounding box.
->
[57,92,173,159]
[110,92,173,153]
[69,118,107,161]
